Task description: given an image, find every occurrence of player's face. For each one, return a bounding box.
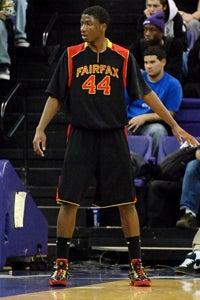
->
[144,55,165,78]
[144,25,163,45]
[80,14,105,43]
[146,0,166,16]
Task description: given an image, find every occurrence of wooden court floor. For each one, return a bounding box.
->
[0,265,200,300]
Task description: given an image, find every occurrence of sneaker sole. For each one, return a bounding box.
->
[176,220,197,229]
[174,268,200,275]
[49,279,67,286]
[15,44,30,47]
[131,279,151,287]
[0,75,10,80]
[174,268,187,274]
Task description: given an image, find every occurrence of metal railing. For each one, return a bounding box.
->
[0,82,28,184]
[42,12,59,47]
[0,82,25,139]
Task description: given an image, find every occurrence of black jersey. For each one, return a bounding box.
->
[46,39,151,130]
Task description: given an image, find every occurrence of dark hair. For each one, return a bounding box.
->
[146,0,167,6]
[160,0,167,5]
[144,46,167,60]
[82,5,110,25]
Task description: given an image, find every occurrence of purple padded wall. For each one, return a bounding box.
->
[0,160,48,270]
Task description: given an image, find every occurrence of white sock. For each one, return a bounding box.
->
[185,208,196,217]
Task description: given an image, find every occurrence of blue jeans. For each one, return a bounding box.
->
[128,123,168,157]
[180,159,200,215]
[0,20,10,65]
[0,0,27,65]
[14,0,28,40]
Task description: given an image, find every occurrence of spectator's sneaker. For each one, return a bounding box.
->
[15,38,30,47]
[0,65,10,80]
[174,251,200,274]
[49,258,69,286]
[176,213,197,229]
[129,259,151,287]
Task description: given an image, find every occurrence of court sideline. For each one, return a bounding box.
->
[0,264,200,300]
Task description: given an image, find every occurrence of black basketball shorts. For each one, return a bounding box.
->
[57,126,136,207]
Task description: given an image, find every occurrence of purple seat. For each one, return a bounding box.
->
[157,135,200,163]
[127,135,153,187]
[157,136,180,163]
[127,135,153,162]
[174,98,200,136]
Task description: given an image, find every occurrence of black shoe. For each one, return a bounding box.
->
[174,251,200,274]
[176,213,197,229]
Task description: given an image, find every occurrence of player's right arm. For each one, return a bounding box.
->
[33,96,60,157]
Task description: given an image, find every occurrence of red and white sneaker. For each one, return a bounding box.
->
[49,258,69,286]
[129,259,151,287]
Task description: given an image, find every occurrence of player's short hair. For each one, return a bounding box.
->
[82,5,110,25]
[144,46,167,60]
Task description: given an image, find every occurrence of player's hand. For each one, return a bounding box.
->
[33,129,46,157]
[172,123,199,147]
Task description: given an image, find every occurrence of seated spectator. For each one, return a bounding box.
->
[126,46,183,157]
[0,0,29,80]
[175,146,200,274]
[183,35,200,98]
[176,158,200,229]
[178,0,200,40]
[175,228,200,274]
[137,0,187,50]
[146,142,199,227]
[130,10,184,80]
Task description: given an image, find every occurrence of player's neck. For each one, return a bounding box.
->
[89,38,107,53]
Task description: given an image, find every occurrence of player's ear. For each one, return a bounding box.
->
[101,23,107,33]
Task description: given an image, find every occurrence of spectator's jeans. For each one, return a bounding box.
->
[14,0,27,39]
[0,20,10,65]
[0,0,27,65]
[128,123,168,157]
[180,159,200,215]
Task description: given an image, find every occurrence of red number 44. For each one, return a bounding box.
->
[82,75,111,95]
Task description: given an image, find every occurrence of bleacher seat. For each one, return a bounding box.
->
[174,98,200,136]
[157,136,180,163]
[127,135,153,162]
[127,135,153,187]
[157,135,200,163]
